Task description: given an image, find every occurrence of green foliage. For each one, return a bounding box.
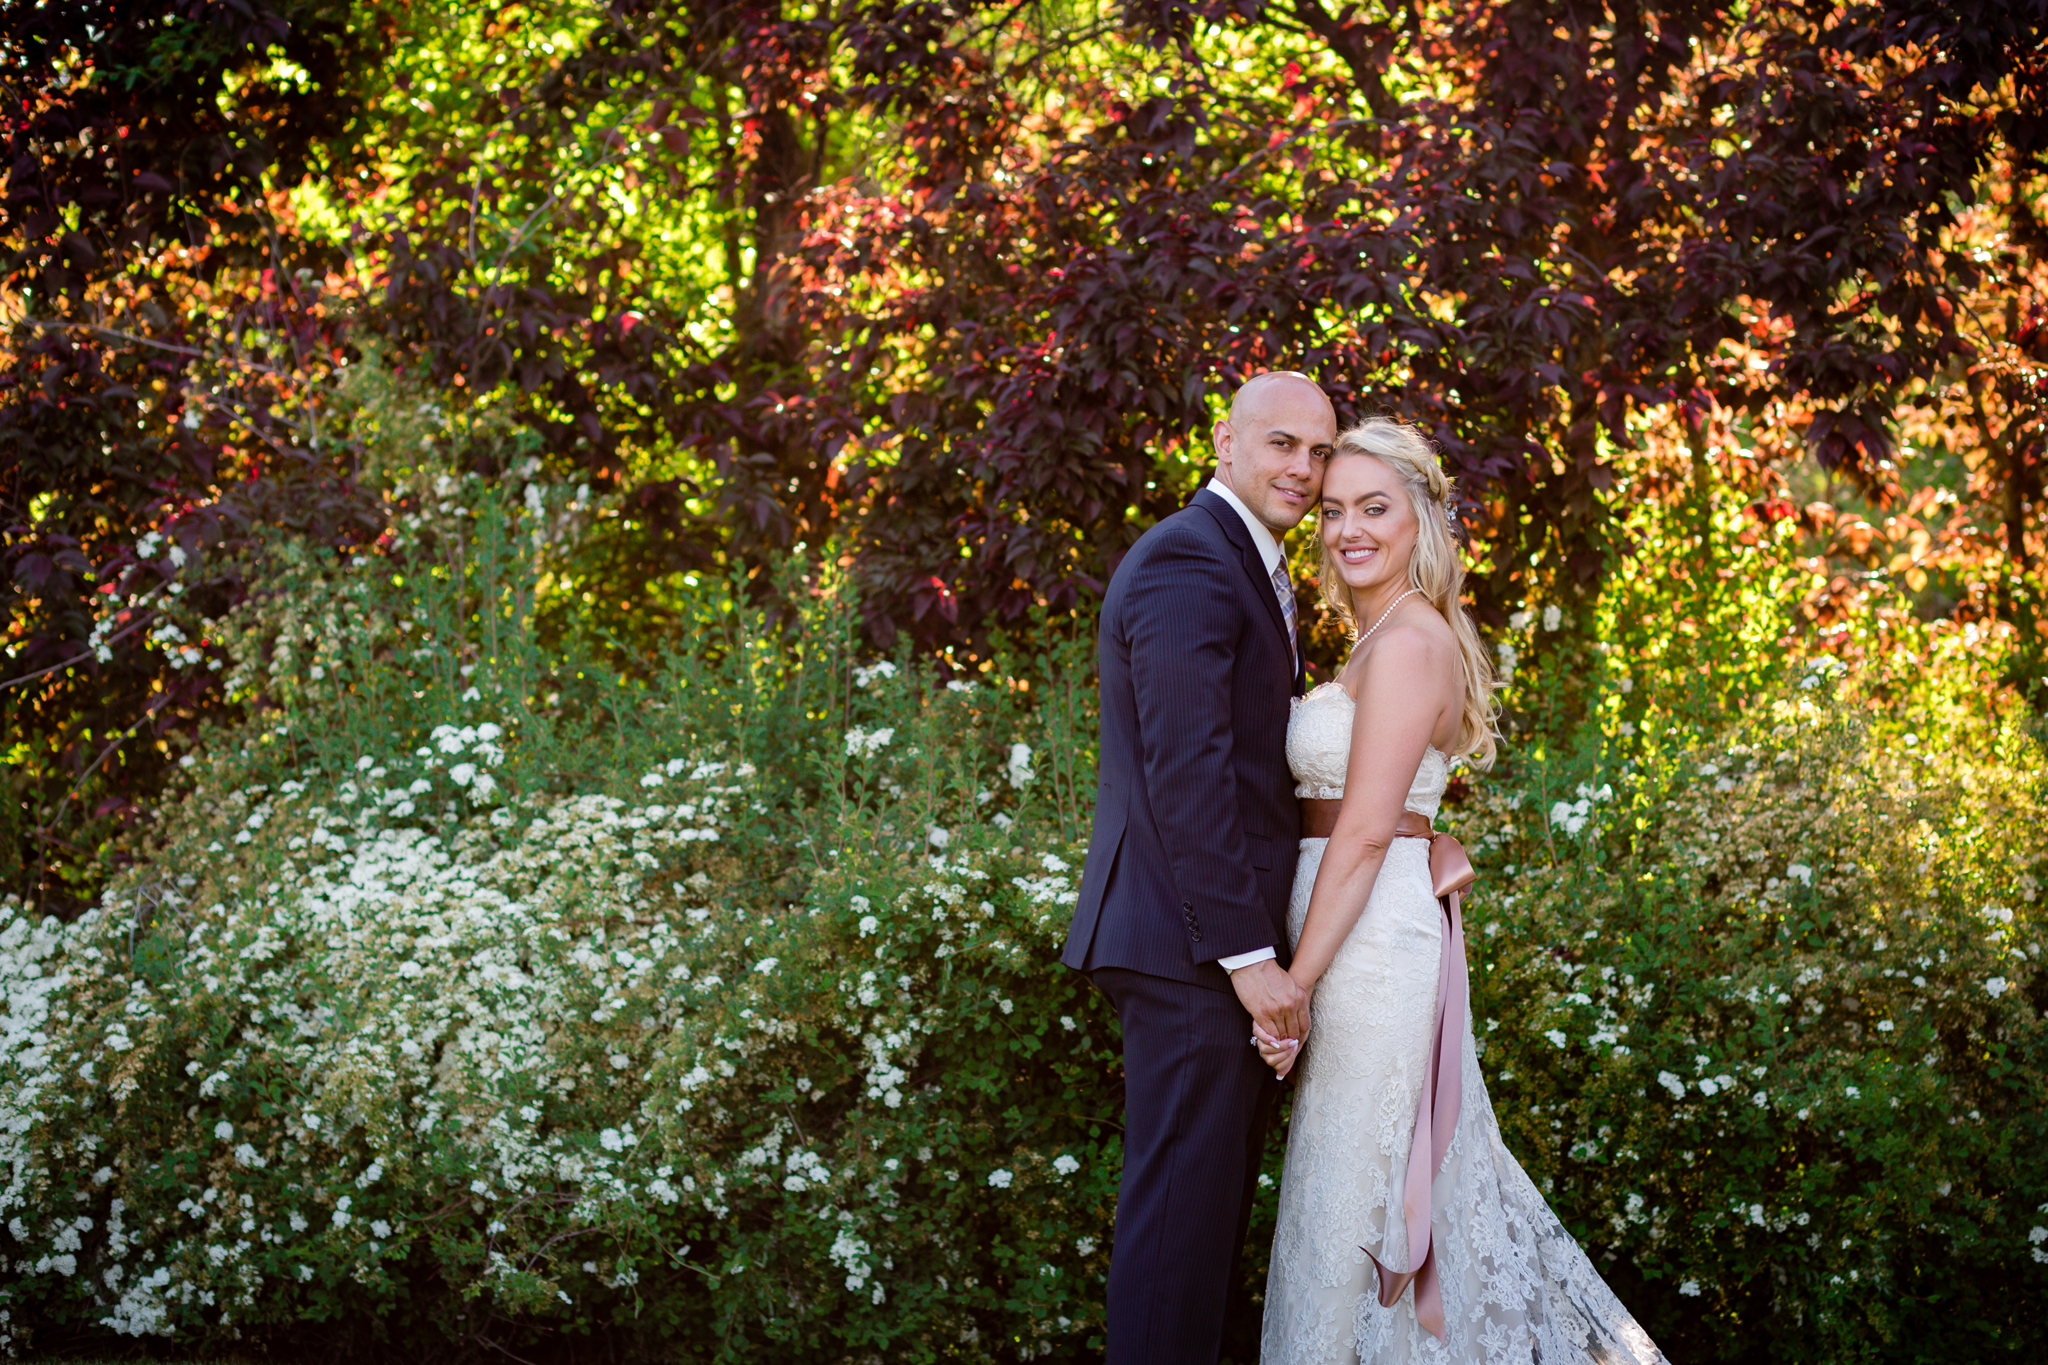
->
[1453,479,2048,1360]
[0,479,1124,1362]
[1455,684,2048,1361]
[1,473,2044,1362]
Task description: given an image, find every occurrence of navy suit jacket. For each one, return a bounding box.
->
[1062,488,1305,992]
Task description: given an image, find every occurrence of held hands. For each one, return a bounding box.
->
[1229,958,1311,1079]
[1252,1022,1300,1079]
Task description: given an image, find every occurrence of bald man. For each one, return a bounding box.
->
[1064,370,1337,1362]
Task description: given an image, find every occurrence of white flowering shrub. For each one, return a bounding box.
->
[6,463,2043,1362]
[0,479,1124,1361]
[1454,683,2048,1362]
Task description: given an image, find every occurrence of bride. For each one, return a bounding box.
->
[1254,418,1667,1364]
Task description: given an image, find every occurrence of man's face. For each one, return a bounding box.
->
[1212,376,1336,534]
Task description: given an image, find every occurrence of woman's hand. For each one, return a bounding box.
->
[1252,1022,1301,1079]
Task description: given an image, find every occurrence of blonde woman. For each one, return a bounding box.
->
[1255,419,1666,1363]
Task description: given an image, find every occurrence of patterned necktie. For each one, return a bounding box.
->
[1270,560,1297,666]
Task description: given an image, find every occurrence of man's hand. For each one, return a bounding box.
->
[1230,957,1310,1046]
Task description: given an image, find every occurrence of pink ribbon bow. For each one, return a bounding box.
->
[1365,827,1475,1341]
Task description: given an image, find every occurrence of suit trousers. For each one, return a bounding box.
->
[1094,966,1279,1365]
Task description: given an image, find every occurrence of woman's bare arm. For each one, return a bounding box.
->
[1287,623,1458,991]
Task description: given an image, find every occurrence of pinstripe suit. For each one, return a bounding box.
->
[1063,486,1305,1362]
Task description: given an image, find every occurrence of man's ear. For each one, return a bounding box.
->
[1211,418,1235,484]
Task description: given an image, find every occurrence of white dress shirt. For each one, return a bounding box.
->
[1205,476,1286,974]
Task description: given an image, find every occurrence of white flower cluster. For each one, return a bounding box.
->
[845,727,895,758]
[1547,783,1612,838]
[428,722,507,800]
[0,753,754,1340]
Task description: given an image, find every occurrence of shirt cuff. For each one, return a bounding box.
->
[1216,946,1278,972]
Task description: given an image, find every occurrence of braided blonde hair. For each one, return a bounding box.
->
[1316,417,1498,767]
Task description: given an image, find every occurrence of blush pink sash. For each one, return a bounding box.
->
[1365,817,1476,1341]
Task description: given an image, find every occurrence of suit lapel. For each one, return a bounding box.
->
[1191,489,1298,689]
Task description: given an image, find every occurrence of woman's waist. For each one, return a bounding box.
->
[1298,799,1438,841]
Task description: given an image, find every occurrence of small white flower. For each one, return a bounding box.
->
[1053,1155,1081,1177]
[927,825,950,849]
[1006,742,1036,788]
[1075,1236,1098,1255]
[1678,1279,1700,1297]
[599,1129,625,1153]
[858,915,880,936]
[1060,1015,1077,1031]
[987,1168,1014,1189]
[1787,863,1813,885]
[1845,1085,1860,1099]
[755,957,779,974]
[1544,1029,1568,1049]
[853,660,898,688]
[214,1120,234,1141]
[1876,1020,1894,1032]
[844,726,895,757]
[641,772,664,788]
[1986,977,2009,998]
[1657,1072,1686,1099]
[1509,609,1533,630]
[1549,800,1574,827]
[371,1220,392,1238]
[1697,1077,1720,1097]
[1542,604,1563,631]
[449,762,477,787]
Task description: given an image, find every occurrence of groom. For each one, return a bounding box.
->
[1063,370,1336,1362]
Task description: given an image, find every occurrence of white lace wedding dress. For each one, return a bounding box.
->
[1261,683,1667,1365]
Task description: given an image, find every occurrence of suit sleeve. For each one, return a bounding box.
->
[1120,526,1274,962]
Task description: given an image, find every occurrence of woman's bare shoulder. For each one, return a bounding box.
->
[1338,608,1455,692]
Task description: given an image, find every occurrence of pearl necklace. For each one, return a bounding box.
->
[1357,587,1424,649]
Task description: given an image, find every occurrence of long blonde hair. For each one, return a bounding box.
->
[1316,417,1499,767]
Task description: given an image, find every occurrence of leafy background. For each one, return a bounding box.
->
[2,1,2047,1361]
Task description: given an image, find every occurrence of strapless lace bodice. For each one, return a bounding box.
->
[1286,681,1449,817]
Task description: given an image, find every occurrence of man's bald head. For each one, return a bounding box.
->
[1229,370,1329,427]
[1213,370,1337,534]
